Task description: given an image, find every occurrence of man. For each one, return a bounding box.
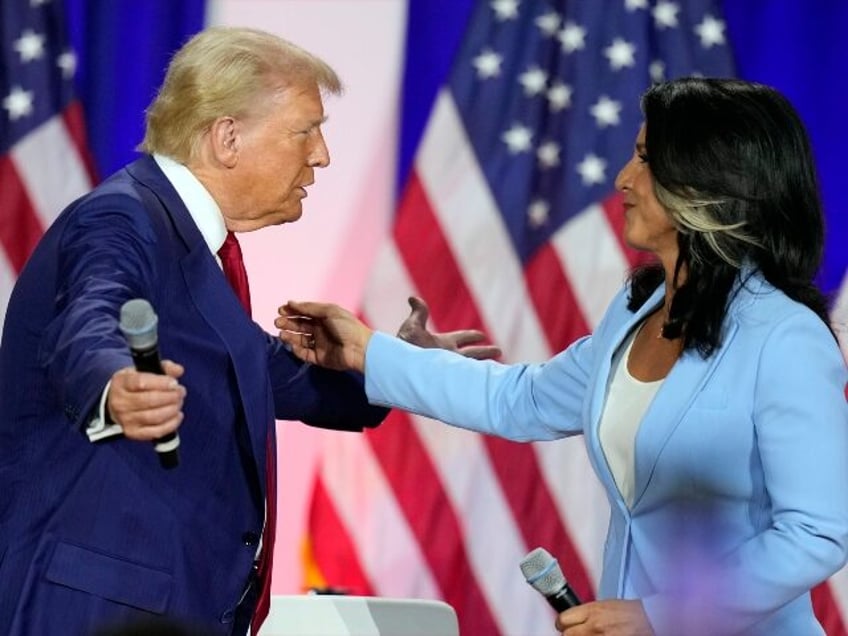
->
[0,27,494,636]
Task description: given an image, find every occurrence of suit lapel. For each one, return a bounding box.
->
[126,157,270,481]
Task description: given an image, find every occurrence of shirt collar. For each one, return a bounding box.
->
[153,153,227,255]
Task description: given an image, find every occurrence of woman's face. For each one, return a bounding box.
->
[615,124,679,262]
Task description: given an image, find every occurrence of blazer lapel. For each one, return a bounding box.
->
[629,315,740,510]
[585,286,665,504]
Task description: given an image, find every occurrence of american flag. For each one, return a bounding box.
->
[0,0,96,333]
[303,1,848,634]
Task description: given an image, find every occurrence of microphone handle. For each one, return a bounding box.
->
[130,347,180,469]
[547,584,582,612]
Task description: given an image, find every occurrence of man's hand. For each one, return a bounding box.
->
[397,297,501,360]
[107,360,186,441]
[555,600,654,636]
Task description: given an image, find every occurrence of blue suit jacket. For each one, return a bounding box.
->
[0,156,387,635]
[364,273,848,635]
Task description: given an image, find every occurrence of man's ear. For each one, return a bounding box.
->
[208,116,239,168]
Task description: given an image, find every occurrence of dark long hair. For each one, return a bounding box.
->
[627,77,831,357]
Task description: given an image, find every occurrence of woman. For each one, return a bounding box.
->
[276,78,848,635]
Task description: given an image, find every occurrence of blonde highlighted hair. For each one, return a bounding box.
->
[138,27,342,162]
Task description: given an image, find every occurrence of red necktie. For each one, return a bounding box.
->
[218,231,252,316]
[217,231,275,632]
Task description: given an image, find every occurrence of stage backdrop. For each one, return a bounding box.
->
[2,1,847,634]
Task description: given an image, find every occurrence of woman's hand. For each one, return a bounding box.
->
[555,600,654,636]
[397,296,501,359]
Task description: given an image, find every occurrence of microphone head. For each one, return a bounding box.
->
[520,547,567,597]
[119,299,158,350]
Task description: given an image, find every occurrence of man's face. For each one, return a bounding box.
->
[226,82,330,229]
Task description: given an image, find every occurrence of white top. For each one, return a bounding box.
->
[598,325,664,507]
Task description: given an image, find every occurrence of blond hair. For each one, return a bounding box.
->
[138,27,342,162]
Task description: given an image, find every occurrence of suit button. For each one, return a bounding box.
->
[242,531,259,546]
[220,609,234,623]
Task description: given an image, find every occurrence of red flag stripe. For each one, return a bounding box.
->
[306,473,375,597]
[525,242,592,352]
[365,410,503,635]
[0,155,44,273]
[814,582,848,636]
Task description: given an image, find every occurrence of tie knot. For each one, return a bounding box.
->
[218,230,242,260]
[218,231,252,315]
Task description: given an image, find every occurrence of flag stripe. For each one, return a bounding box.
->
[318,428,440,598]
[11,111,93,231]
[524,242,592,352]
[0,156,43,274]
[307,474,375,596]
[410,414,556,634]
[416,90,549,362]
[367,412,502,635]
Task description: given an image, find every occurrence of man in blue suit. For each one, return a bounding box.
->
[0,26,495,636]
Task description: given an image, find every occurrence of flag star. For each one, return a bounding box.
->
[3,86,35,120]
[695,14,726,48]
[502,124,533,154]
[491,0,519,21]
[537,141,561,168]
[649,60,666,83]
[604,38,636,70]
[57,50,77,79]
[14,29,46,63]
[535,11,561,37]
[519,66,548,96]
[473,49,502,79]
[577,154,607,186]
[547,81,572,111]
[590,95,622,127]
[625,0,648,10]
[528,199,550,228]
[558,21,586,54]
[653,1,680,29]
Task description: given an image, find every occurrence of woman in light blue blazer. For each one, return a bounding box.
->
[276,78,848,635]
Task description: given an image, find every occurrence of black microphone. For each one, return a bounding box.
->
[520,546,582,612]
[119,299,179,469]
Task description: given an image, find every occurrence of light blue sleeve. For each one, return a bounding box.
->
[364,330,596,441]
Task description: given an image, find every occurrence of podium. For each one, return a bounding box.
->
[258,595,460,636]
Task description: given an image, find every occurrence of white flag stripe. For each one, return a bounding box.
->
[410,414,553,635]
[416,90,550,364]
[362,241,419,334]
[317,429,441,598]
[550,203,630,330]
[11,115,91,231]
